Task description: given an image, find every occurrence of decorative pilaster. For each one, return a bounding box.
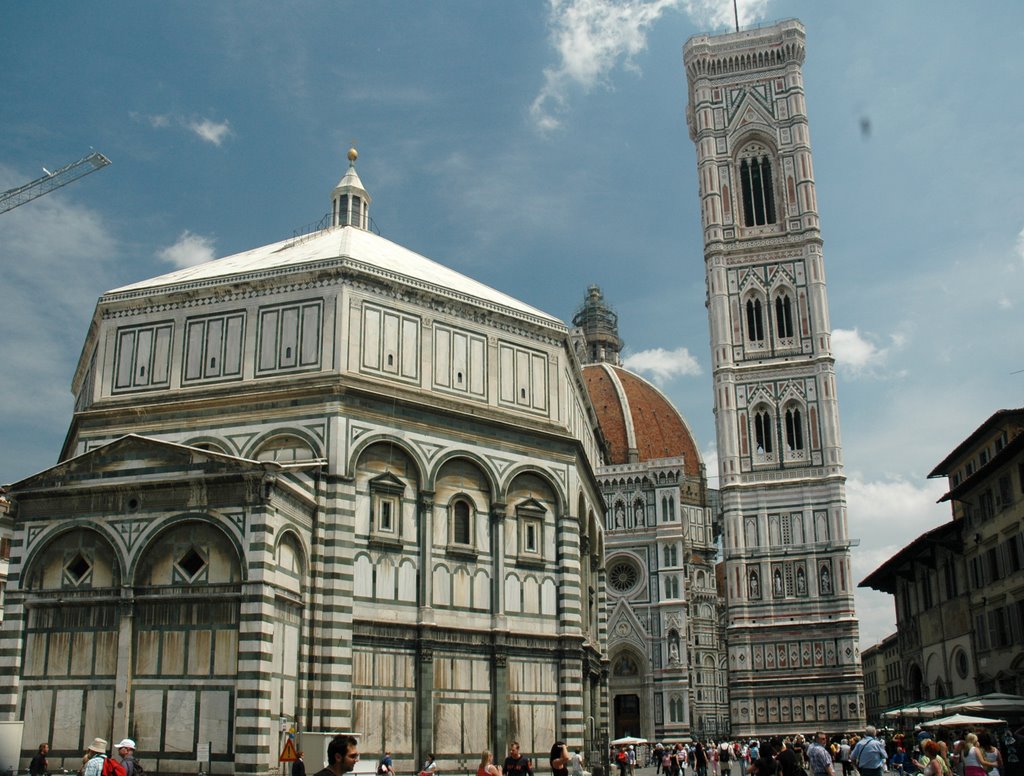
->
[418,491,435,616]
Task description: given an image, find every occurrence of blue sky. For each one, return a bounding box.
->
[2,0,1023,648]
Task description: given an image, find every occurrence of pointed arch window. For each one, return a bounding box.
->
[739,152,777,227]
[754,409,774,455]
[746,298,765,342]
[775,293,794,339]
[785,406,804,452]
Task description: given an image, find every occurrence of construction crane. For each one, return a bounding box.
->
[0,150,111,215]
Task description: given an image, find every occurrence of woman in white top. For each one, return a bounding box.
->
[961,733,996,776]
[976,733,1002,776]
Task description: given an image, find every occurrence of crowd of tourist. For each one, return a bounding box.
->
[606,724,1018,776]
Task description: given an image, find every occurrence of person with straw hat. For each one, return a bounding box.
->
[82,739,108,776]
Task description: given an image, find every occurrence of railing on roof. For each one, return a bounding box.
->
[287,211,381,248]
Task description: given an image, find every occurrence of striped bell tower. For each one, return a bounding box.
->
[683,20,864,735]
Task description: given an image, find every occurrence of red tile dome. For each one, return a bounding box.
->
[582,363,702,475]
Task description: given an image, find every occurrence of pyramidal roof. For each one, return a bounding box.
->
[105,153,561,328]
[106,226,559,326]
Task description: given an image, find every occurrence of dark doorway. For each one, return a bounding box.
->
[614,694,641,739]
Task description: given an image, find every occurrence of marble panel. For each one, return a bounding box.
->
[541,578,556,615]
[385,701,413,754]
[397,653,414,687]
[70,632,94,675]
[433,702,461,754]
[377,653,396,687]
[523,576,539,614]
[398,560,417,602]
[48,632,70,676]
[163,631,185,675]
[531,704,555,755]
[136,634,159,679]
[473,570,490,610]
[509,706,531,754]
[95,631,118,675]
[23,633,46,676]
[21,690,53,749]
[132,689,164,749]
[353,700,383,754]
[452,567,471,608]
[353,650,373,687]
[472,660,490,692]
[165,689,196,752]
[189,630,212,675]
[197,689,231,755]
[377,558,395,599]
[354,555,373,597]
[84,690,114,748]
[213,630,237,675]
[51,689,83,750]
[463,702,489,754]
[433,566,451,606]
[505,575,521,613]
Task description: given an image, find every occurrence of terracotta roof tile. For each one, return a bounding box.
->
[582,364,701,476]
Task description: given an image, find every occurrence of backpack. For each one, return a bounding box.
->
[102,757,127,776]
[131,758,146,776]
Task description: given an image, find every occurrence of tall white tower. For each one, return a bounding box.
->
[683,20,864,736]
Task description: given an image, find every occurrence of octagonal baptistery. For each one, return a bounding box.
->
[0,153,610,776]
[581,362,729,741]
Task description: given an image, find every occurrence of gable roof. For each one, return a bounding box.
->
[5,434,322,493]
[103,225,562,328]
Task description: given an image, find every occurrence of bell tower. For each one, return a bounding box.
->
[683,20,864,735]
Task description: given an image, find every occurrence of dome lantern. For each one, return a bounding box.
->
[331,147,372,229]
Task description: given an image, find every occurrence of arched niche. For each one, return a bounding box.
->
[353,441,422,542]
[275,530,307,597]
[134,519,243,586]
[23,526,122,590]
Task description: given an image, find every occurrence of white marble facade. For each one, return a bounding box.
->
[0,158,608,776]
[683,20,864,736]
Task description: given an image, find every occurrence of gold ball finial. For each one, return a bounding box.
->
[347,147,358,163]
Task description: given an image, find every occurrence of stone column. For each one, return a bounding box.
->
[493,649,509,751]
[111,591,135,740]
[490,504,506,625]
[416,645,434,767]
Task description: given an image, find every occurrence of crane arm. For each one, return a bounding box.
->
[0,151,111,214]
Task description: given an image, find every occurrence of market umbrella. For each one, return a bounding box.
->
[611,737,648,746]
[948,693,1024,715]
[926,713,1007,727]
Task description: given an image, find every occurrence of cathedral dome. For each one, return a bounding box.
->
[582,363,702,474]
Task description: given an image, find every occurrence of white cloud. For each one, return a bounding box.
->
[681,0,771,30]
[532,0,681,130]
[157,230,217,268]
[831,326,908,378]
[187,118,232,146]
[532,0,772,129]
[623,346,702,382]
[1016,225,1024,263]
[832,327,880,369]
[845,473,949,648]
[132,113,232,145]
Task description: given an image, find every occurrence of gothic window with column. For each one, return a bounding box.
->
[753,407,774,459]
[784,404,805,458]
[738,143,777,227]
[745,296,765,343]
[775,291,794,341]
